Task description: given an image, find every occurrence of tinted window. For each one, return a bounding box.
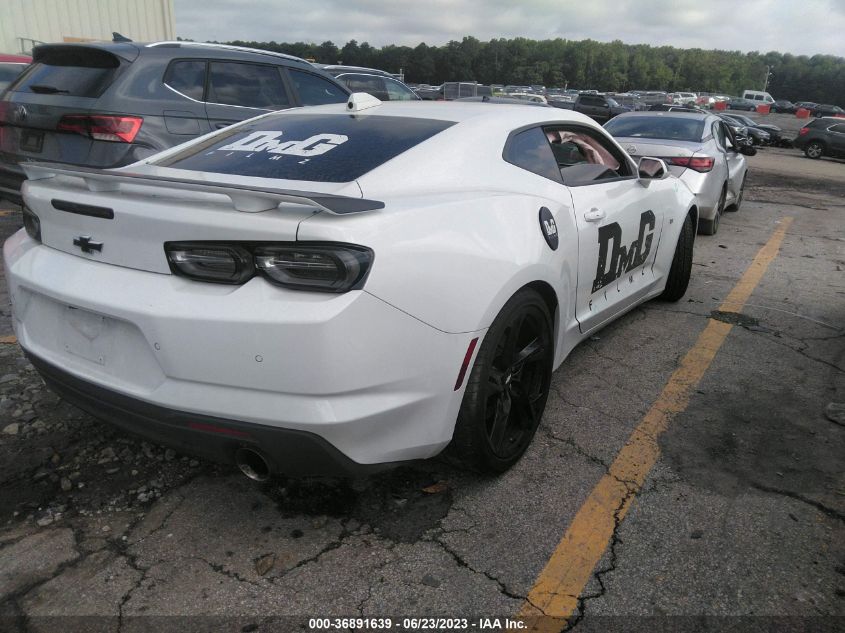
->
[156,113,455,182]
[384,77,418,101]
[0,63,27,91]
[713,121,726,148]
[829,124,845,133]
[503,127,562,183]
[164,60,206,101]
[341,74,389,100]
[604,116,705,142]
[546,127,630,186]
[288,69,347,105]
[207,62,289,109]
[580,95,605,107]
[13,47,119,97]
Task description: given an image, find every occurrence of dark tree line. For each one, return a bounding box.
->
[217,36,845,104]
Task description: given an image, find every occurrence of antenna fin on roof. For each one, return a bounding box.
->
[346,92,382,113]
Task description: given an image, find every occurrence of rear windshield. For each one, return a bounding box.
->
[12,47,119,98]
[604,116,705,142]
[156,113,455,182]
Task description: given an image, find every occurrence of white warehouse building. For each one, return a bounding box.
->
[1,0,175,54]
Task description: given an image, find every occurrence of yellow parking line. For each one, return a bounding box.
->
[520,217,794,630]
[0,335,18,344]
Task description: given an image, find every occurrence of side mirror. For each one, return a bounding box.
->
[739,143,757,156]
[637,157,669,185]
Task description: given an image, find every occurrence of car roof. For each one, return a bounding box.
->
[316,64,393,77]
[33,40,314,69]
[612,111,716,122]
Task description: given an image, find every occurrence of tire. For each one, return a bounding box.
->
[804,141,824,159]
[727,174,746,212]
[660,212,694,301]
[450,288,553,473]
[698,184,726,235]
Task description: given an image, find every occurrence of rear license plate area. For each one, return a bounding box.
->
[20,129,44,153]
[62,306,109,365]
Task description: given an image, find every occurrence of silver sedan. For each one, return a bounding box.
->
[604,111,754,235]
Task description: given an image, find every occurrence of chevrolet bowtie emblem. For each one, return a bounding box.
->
[73,236,103,254]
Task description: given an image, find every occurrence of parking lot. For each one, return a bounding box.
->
[0,140,843,632]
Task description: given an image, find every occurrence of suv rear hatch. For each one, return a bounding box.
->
[0,44,137,179]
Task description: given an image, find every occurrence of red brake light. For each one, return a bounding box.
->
[58,114,143,143]
[665,156,714,172]
[798,127,809,135]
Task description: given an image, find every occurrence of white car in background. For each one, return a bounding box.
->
[4,96,697,477]
[605,111,755,235]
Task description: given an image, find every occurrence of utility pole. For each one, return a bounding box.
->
[763,65,772,92]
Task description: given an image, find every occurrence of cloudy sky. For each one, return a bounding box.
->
[175,0,844,57]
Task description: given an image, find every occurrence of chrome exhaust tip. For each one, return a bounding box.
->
[235,448,271,482]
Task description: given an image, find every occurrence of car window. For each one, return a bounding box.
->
[503,127,562,183]
[829,124,845,134]
[163,60,206,101]
[287,69,347,105]
[545,127,630,186]
[340,74,389,100]
[156,113,455,183]
[207,62,289,109]
[604,116,705,142]
[713,121,727,149]
[384,77,417,101]
[13,47,119,97]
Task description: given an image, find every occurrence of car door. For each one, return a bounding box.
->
[204,61,292,130]
[545,126,666,333]
[715,120,745,201]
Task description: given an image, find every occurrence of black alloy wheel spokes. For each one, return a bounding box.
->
[484,310,550,458]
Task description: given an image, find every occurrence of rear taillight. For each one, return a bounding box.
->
[165,242,374,293]
[22,205,41,242]
[57,115,143,143]
[798,127,810,136]
[665,156,715,172]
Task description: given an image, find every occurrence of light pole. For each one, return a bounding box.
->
[763,65,773,92]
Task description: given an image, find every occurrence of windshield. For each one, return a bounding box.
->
[156,113,455,182]
[604,116,705,142]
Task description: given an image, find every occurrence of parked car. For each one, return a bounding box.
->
[605,111,754,235]
[456,96,549,107]
[717,113,772,146]
[727,97,759,111]
[669,92,697,106]
[648,104,703,113]
[771,99,797,113]
[572,93,627,123]
[315,65,419,101]
[5,99,697,475]
[0,54,31,93]
[793,117,845,159]
[794,101,818,112]
[811,104,845,118]
[0,41,350,205]
[507,92,548,104]
[719,113,783,145]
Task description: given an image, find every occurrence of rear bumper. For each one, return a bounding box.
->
[28,352,389,476]
[4,231,481,469]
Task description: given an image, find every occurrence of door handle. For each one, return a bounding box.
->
[584,208,606,222]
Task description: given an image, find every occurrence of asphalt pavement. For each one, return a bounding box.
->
[0,142,842,633]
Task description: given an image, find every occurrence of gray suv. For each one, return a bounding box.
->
[0,41,350,204]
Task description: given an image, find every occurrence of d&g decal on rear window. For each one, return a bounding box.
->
[157,114,455,182]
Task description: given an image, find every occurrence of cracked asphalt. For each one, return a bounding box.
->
[0,144,843,633]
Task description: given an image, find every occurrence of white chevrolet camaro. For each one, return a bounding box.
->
[3,95,697,477]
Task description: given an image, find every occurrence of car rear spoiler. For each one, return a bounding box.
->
[21,162,384,215]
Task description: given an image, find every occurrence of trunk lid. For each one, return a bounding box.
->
[616,137,703,176]
[22,165,364,275]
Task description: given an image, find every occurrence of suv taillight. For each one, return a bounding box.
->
[57,115,143,143]
[798,127,810,135]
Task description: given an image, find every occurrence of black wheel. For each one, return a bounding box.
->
[804,141,824,159]
[660,213,694,301]
[727,175,746,212]
[450,288,553,473]
[698,184,725,235]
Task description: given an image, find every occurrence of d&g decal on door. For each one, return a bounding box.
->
[591,211,656,293]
